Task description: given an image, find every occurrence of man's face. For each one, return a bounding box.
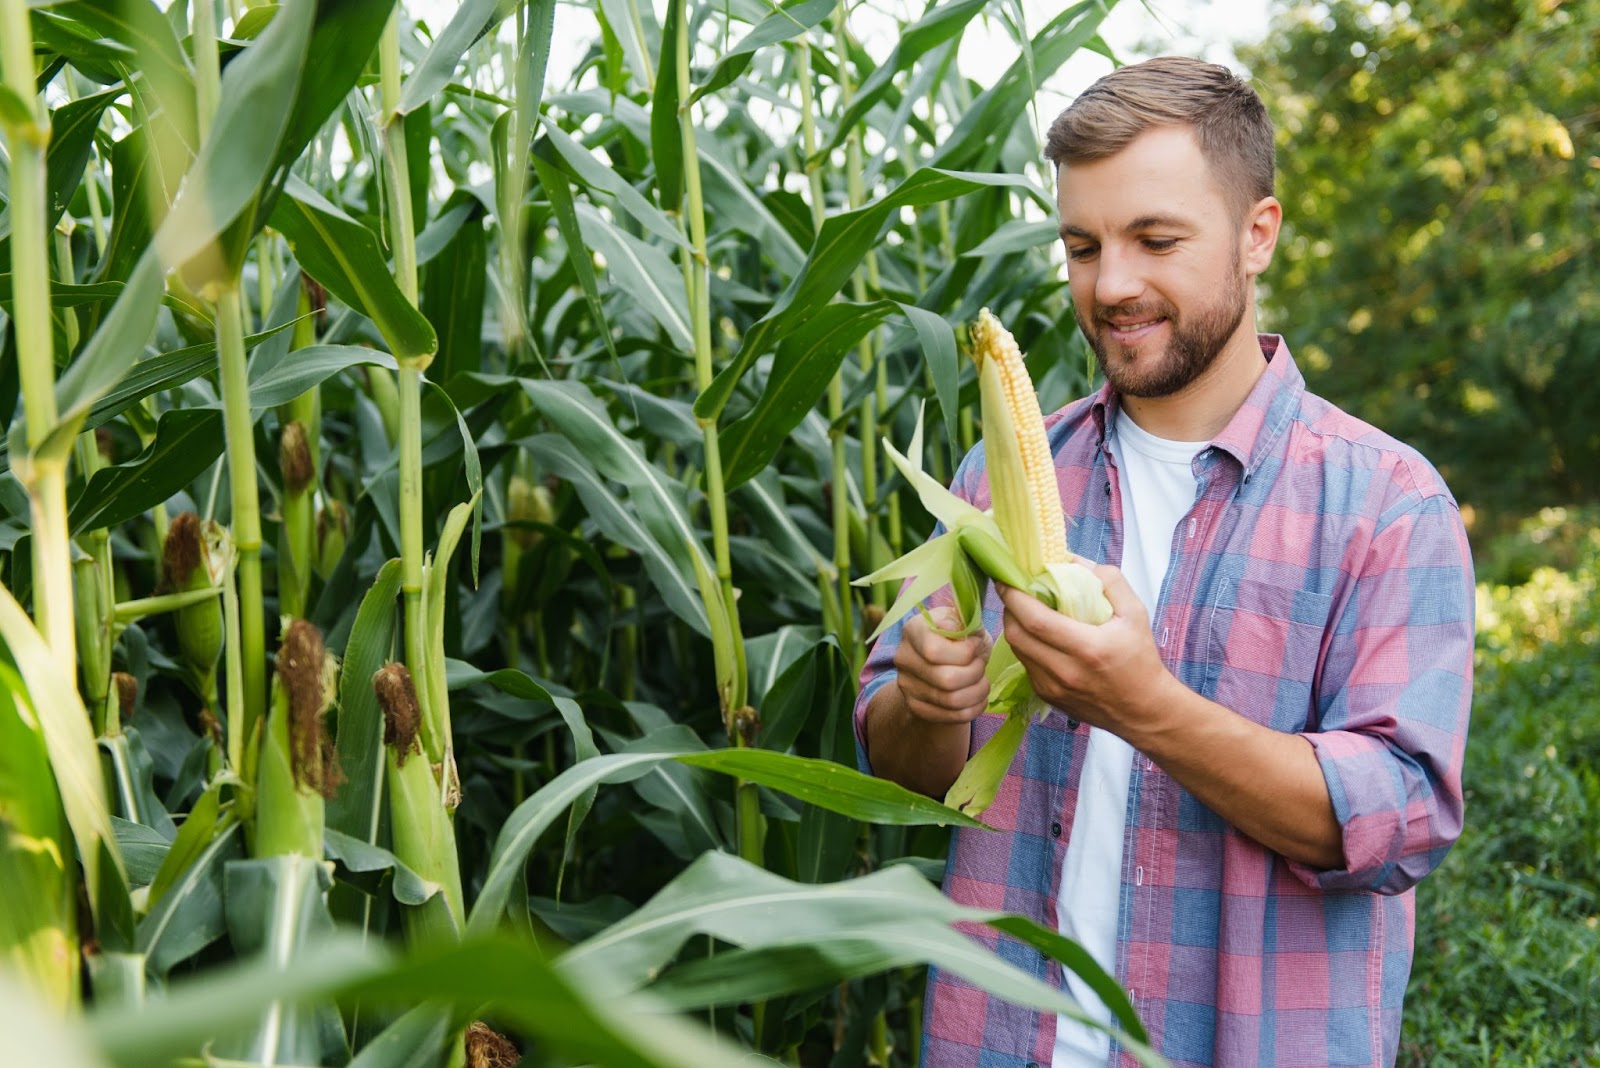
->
[1057,126,1264,399]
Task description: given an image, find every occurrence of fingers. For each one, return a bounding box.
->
[903,607,990,666]
[895,608,991,723]
[898,671,990,723]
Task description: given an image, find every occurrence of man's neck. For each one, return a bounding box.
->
[1117,322,1268,442]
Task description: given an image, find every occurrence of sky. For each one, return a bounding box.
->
[417,0,1276,101]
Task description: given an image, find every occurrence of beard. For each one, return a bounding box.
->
[1078,256,1249,399]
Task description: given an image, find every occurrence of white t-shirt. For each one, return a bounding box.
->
[1052,408,1205,1067]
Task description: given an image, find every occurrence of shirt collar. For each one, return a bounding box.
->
[1089,335,1303,479]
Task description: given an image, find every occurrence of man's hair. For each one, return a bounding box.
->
[1044,56,1275,221]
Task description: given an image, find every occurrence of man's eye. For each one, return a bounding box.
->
[1067,246,1098,262]
[1143,238,1178,252]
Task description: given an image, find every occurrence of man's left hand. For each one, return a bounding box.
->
[998,563,1181,742]
[1001,562,1344,869]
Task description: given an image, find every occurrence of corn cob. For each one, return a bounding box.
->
[972,309,1068,577]
[162,512,227,709]
[857,309,1112,816]
[374,662,465,941]
[277,420,315,619]
[253,620,340,858]
[314,499,348,580]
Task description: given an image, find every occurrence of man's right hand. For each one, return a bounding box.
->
[864,606,992,798]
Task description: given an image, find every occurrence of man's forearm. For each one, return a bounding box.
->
[863,682,973,799]
[1126,673,1344,870]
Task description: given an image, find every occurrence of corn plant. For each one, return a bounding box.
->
[0,0,1155,1065]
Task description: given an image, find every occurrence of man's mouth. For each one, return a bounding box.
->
[1103,316,1166,341]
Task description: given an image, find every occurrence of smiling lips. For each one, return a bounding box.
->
[1103,316,1167,342]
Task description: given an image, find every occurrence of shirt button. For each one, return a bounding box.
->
[1104,481,1112,495]
[1051,821,1062,838]
[1136,865,1145,886]
[1144,757,1154,772]
[1065,717,1080,730]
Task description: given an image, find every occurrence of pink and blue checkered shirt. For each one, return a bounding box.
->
[855,337,1474,1068]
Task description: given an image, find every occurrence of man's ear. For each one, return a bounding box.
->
[1242,196,1282,277]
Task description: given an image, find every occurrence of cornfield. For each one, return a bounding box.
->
[0,0,1152,1064]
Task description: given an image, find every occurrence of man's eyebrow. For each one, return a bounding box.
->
[1057,215,1195,241]
[1125,213,1193,232]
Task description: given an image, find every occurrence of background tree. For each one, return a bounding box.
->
[1245,0,1598,533]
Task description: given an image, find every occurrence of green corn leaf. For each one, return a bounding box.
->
[532,151,624,372]
[650,0,685,212]
[470,739,986,935]
[561,851,1156,1055]
[155,0,316,283]
[212,856,340,1066]
[697,168,1033,421]
[419,196,486,382]
[270,177,438,364]
[44,86,121,226]
[324,828,438,908]
[814,0,988,160]
[68,408,221,534]
[688,0,834,105]
[520,378,713,620]
[898,303,963,468]
[539,122,690,252]
[522,433,707,636]
[137,820,240,977]
[962,218,1061,258]
[929,0,1115,171]
[718,299,900,490]
[572,202,693,350]
[0,589,128,933]
[247,344,401,411]
[397,0,522,117]
[326,560,404,846]
[0,656,76,1011]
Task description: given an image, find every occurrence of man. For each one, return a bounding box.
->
[854,57,1474,1068]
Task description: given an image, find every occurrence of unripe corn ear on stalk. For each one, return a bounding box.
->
[375,661,465,939]
[254,619,341,859]
[857,309,1112,816]
[162,512,227,703]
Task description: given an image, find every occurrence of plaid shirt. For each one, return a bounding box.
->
[855,337,1474,1068]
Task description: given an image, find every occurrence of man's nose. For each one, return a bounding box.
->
[1094,247,1145,308]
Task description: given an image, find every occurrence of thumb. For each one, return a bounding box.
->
[1092,563,1145,622]
[927,604,964,632]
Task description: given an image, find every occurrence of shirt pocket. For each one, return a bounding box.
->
[1202,578,1335,732]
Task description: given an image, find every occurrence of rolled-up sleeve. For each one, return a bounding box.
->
[1289,490,1475,894]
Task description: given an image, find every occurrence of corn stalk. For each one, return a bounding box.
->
[795,38,857,670]
[1,0,74,675]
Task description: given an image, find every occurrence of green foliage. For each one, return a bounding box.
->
[1245,0,1600,524]
[0,1,1133,1064]
[1404,513,1600,1065]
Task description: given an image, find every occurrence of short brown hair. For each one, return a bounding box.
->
[1045,56,1274,220]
